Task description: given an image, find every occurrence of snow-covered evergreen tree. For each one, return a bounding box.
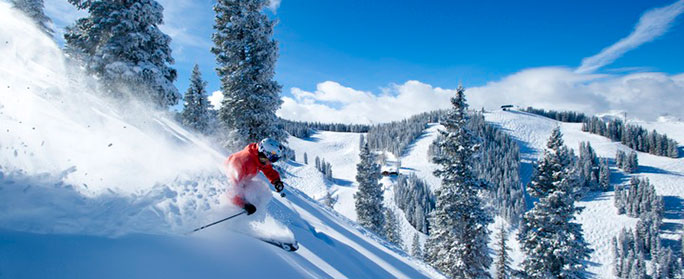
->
[64,0,179,108]
[577,142,600,191]
[411,233,423,260]
[424,85,492,279]
[323,188,337,208]
[627,151,639,173]
[303,152,308,165]
[518,127,592,279]
[354,143,384,235]
[383,208,402,247]
[11,0,53,34]
[598,159,611,191]
[359,134,365,150]
[495,224,512,279]
[211,0,285,146]
[181,64,212,133]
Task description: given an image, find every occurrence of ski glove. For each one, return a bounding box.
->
[274,180,284,193]
[244,203,256,215]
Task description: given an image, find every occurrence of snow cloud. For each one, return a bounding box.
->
[576,0,684,73]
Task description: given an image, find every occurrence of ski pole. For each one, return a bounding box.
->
[187,210,246,234]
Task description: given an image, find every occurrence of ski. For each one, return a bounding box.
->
[255,237,299,252]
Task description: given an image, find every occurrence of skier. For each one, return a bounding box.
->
[224,138,285,216]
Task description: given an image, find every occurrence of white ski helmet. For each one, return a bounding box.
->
[258,138,284,162]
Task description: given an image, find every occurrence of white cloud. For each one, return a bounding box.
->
[468,68,684,120]
[277,69,684,123]
[278,81,455,124]
[576,0,684,73]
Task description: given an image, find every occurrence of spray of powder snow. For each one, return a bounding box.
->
[0,3,290,239]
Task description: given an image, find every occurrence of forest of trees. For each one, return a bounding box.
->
[612,177,679,278]
[428,112,525,225]
[393,174,435,234]
[524,107,679,158]
[583,117,679,158]
[522,107,588,123]
[366,110,443,157]
[279,119,370,138]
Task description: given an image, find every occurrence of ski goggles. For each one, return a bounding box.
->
[265,151,280,163]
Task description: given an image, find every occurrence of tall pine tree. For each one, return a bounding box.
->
[181,64,212,133]
[64,0,179,108]
[12,0,53,34]
[495,224,512,279]
[354,143,384,235]
[518,127,592,279]
[411,233,423,260]
[212,0,285,146]
[424,85,493,279]
[383,208,403,247]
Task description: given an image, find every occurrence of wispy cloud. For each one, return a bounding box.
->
[156,0,213,52]
[576,0,684,73]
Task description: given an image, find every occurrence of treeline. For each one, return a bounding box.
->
[365,111,444,157]
[583,117,679,158]
[522,107,588,123]
[428,112,525,225]
[279,118,370,138]
[393,174,435,234]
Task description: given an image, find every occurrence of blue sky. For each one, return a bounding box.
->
[44,0,684,122]
[274,0,684,91]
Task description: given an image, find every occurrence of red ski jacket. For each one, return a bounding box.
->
[224,143,281,186]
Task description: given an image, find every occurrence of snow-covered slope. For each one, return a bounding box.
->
[485,110,684,278]
[287,109,684,279]
[0,5,442,279]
